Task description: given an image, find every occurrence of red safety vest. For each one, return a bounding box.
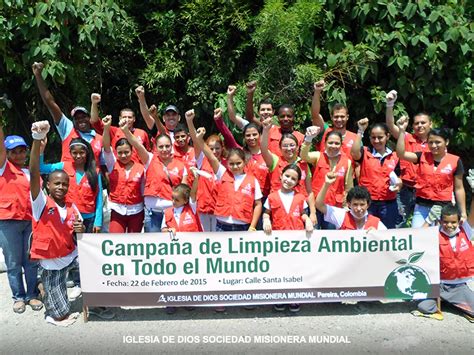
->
[267,191,306,230]
[318,128,358,158]
[61,129,102,166]
[196,157,217,214]
[164,204,203,232]
[214,172,256,224]
[268,126,304,157]
[415,152,459,202]
[109,161,144,206]
[144,156,186,201]
[247,152,271,196]
[0,161,32,220]
[63,162,98,214]
[439,227,474,281]
[311,153,349,207]
[358,147,399,201]
[30,196,76,260]
[400,133,428,186]
[270,157,309,197]
[340,212,381,230]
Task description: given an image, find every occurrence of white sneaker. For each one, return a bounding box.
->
[68,286,82,301]
[45,312,79,327]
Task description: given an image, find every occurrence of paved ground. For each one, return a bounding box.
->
[0,271,473,354]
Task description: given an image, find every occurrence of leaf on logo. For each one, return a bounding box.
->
[396,259,407,265]
[408,252,424,264]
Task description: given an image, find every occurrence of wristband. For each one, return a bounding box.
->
[386,102,395,108]
[304,136,316,143]
[32,131,47,140]
[357,129,364,137]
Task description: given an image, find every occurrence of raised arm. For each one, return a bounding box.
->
[351,118,369,161]
[260,117,274,168]
[315,170,337,215]
[245,80,257,122]
[32,62,63,124]
[189,167,199,202]
[311,80,326,130]
[213,102,241,150]
[102,115,112,153]
[135,86,158,131]
[30,121,51,199]
[385,90,400,139]
[300,126,321,164]
[90,93,101,124]
[119,118,149,165]
[395,116,418,163]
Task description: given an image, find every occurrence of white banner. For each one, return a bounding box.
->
[77,228,440,306]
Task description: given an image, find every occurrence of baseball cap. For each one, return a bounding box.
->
[71,106,90,117]
[164,105,179,114]
[4,135,28,150]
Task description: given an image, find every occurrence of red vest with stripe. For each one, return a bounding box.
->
[400,133,428,186]
[311,153,349,207]
[63,162,98,214]
[359,147,399,201]
[415,152,458,202]
[30,196,76,260]
[340,212,381,230]
[268,126,304,157]
[270,157,309,197]
[164,204,203,232]
[144,156,186,200]
[214,172,256,224]
[109,161,144,206]
[0,161,32,220]
[267,191,306,230]
[439,227,474,281]
[247,152,270,196]
[196,157,217,214]
[61,129,102,166]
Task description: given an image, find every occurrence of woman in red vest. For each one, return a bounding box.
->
[351,119,402,229]
[396,117,466,228]
[120,119,188,232]
[29,121,85,326]
[102,115,145,233]
[301,126,353,229]
[0,122,42,314]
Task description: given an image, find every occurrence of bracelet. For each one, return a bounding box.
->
[357,130,364,136]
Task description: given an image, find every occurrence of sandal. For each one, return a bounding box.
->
[28,298,44,311]
[13,301,26,314]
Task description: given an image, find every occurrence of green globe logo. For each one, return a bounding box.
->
[384,252,432,299]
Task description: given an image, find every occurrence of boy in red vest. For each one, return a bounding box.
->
[315,170,387,230]
[413,169,474,322]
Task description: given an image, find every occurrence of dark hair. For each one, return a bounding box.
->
[347,186,372,205]
[259,99,274,109]
[155,133,172,144]
[115,138,132,150]
[279,133,299,147]
[369,123,390,135]
[428,128,450,142]
[48,169,68,181]
[330,103,348,116]
[174,123,189,135]
[325,130,343,142]
[278,104,294,116]
[441,204,461,219]
[69,138,98,192]
[413,112,431,122]
[242,123,262,151]
[282,163,302,181]
[173,183,191,202]
[119,108,135,117]
[227,148,246,162]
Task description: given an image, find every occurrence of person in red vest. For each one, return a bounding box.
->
[315,170,387,230]
[172,123,196,172]
[301,126,353,229]
[385,90,432,227]
[414,172,474,322]
[90,93,150,163]
[32,62,103,166]
[102,115,145,233]
[0,120,43,314]
[29,120,85,326]
[351,118,402,228]
[396,117,466,228]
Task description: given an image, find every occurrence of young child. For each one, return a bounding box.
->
[262,163,314,313]
[162,168,202,234]
[29,121,84,326]
[413,169,474,322]
[316,170,387,230]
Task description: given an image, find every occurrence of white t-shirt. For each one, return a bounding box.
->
[161,199,197,230]
[264,190,308,214]
[31,190,81,270]
[324,205,387,230]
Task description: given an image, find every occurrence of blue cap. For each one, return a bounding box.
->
[4,135,28,150]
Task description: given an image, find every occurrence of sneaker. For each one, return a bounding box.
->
[88,307,115,320]
[273,304,286,312]
[289,304,300,313]
[165,307,177,315]
[214,306,226,313]
[463,313,474,323]
[68,286,82,301]
[66,280,75,288]
[46,312,79,327]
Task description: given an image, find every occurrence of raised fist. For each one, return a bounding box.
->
[467,169,474,192]
[185,109,195,122]
[325,169,337,185]
[118,118,129,131]
[149,104,157,117]
[396,115,409,131]
[357,117,369,132]
[91,93,101,104]
[227,85,236,96]
[32,62,44,75]
[102,115,112,127]
[31,120,50,140]
[386,90,397,108]
[196,127,206,140]
[314,80,325,93]
[305,126,321,142]
[135,86,145,99]
[262,117,272,130]
[246,80,257,94]
[213,108,222,121]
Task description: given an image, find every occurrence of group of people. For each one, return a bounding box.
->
[0,62,472,326]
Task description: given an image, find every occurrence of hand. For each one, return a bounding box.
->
[425,204,442,226]
[102,115,112,128]
[325,169,337,185]
[309,212,317,226]
[149,104,158,118]
[246,80,257,94]
[466,169,474,192]
[213,108,222,121]
[262,117,272,130]
[72,213,85,233]
[357,118,369,132]
[386,90,397,108]
[389,178,403,193]
[396,115,409,131]
[135,85,145,99]
[185,109,195,122]
[263,218,272,235]
[31,120,50,140]
[305,217,314,232]
[39,137,48,154]
[196,127,206,140]
[305,126,321,142]
[91,93,101,104]
[119,118,129,132]
[32,62,44,76]
[189,167,199,179]
[227,85,236,97]
[314,80,325,93]
[93,226,101,233]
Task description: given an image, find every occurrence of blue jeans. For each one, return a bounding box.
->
[0,220,39,301]
[369,200,399,229]
[144,208,164,233]
[216,221,249,232]
[316,210,336,230]
[396,185,416,227]
[412,204,431,228]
